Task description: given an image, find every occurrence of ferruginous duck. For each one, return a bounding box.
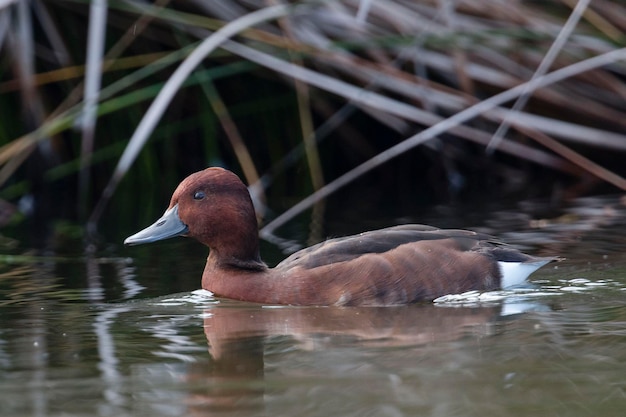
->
[124,167,554,306]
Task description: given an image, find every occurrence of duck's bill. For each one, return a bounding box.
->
[124,204,188,246]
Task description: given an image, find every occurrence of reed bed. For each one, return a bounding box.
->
[0,0,624,236]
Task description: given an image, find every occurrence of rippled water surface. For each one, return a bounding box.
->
[1,196,626,416]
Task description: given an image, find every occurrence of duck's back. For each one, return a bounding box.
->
[273,224,545,306]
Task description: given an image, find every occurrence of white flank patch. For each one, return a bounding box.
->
[498,260,551,288]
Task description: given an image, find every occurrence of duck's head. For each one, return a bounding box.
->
[124,168,261,265]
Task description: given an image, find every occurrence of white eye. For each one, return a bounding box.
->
[193,191,205,200]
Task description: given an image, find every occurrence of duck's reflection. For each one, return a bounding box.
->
[186,302,519,414]
[203,303,503,349]
[185,334,265,412]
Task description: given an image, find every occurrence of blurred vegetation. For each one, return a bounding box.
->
[0,0,625,243]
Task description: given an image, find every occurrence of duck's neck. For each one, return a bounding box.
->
[207,246,267,271]
[201,253,275,303]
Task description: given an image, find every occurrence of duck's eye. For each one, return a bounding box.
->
[193,191,205,200]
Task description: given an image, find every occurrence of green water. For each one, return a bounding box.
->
[1,196,626,416]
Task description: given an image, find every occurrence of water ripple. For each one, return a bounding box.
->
[434,277,625,306]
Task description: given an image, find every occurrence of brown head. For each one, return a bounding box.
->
[125,167,265,270]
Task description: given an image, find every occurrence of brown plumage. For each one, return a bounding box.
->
[125,167,555,306]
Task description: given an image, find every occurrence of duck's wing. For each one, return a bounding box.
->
[276,224,535,270]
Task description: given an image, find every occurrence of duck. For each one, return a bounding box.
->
[124,167,555,306]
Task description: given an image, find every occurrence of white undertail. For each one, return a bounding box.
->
[498,260,552,288]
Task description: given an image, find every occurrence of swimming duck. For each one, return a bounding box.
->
[125,167,554,306]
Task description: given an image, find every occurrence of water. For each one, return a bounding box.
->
[2,195,626,416]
